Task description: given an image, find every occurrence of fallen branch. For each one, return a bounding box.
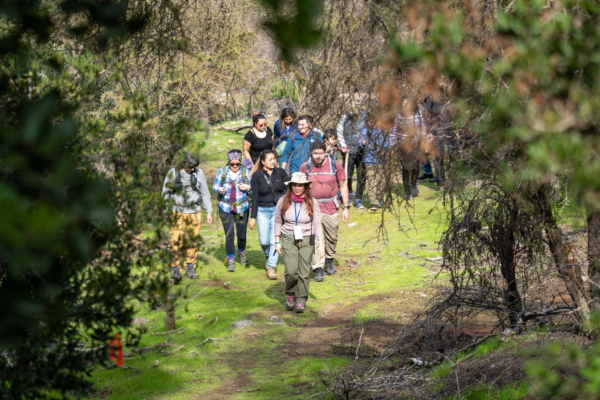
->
[104,364,135,370]
[237,388,261,392]
[205,316,219,325]
[214,124,252,132]
[126,341,173,355]
[197,337,224,348]
[150,327,184,336]
[425,257,443,262]
[161,345,185,355]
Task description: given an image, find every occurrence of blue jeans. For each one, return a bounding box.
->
[257,206,278,269]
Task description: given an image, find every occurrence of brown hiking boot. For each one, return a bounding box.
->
[266,267,277,280]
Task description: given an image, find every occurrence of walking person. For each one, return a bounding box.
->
[249,150,289,280]
[274,172,324,313]
[273,107,297,150]
[391,96,427,200]
[243,112,274,167]
[281,115,323,174]
[299,141,349,282]
[213,150,252,272]
[161,151,213,284]
[359,118,389,210]
[323,129,339,160]
[423,87,454,189]
[336,107,368,208]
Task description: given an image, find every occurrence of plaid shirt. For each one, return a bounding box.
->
[212,166,252,214]
[390,111,427,146]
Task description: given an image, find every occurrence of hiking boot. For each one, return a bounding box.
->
[411,186,419,198]
[186,264,197,279]
[286,295,295,311]
[418,173,433,180]
[378,199,385,208]
[325,258,337,275]
[354,199,365,209]
[369,203,378,211]
[295,303,305,313]
[227,259,236,272]
[172,267,182,285]
[428,177,438,184]
[239,251,249,266]
[266,267,277,280]
[314,267,324,282]
[404,190,412,200]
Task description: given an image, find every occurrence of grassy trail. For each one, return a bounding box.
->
[91,125,447,399]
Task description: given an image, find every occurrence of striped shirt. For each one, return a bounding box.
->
[212,166,252,214]
[390,111,427,146]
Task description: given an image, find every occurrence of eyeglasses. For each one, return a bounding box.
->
[229,162,241,167]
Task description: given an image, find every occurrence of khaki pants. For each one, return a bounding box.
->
[366,166,382,202]
[282,234,314,305]
[169,212,202,272]
[311,212,340,270]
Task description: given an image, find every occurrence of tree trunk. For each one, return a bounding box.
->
[535,185,590,322]
[588,208,600,310]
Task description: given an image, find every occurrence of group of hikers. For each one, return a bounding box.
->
[162,93,456,313]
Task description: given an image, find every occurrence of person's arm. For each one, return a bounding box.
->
[273,120,281,139]
[359,126,368,148]
[274,198,284,254]
[336,114,348,151]
[281,136,293,169]
[161,169,175,200]
[213,167,225,194]
[249,173,260,220]
[336,161,350,223]
[239,169,251,192]
[196,169,213,224]
[242,140,253,163]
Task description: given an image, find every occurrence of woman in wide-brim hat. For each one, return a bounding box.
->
[274,172,324,313]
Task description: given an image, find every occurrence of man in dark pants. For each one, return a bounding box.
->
[337,108,368,209]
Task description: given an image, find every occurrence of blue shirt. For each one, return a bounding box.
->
[281,130,323,173]
[273,120,297,147]
[359,127,389,166]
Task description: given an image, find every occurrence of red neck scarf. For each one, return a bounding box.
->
[291,193,305,203]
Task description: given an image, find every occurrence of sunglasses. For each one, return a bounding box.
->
[229,162,241,167]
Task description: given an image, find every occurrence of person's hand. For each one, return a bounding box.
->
[207,215,213,225]
[341,146,349,153]
[275,243,283,255]
[239,184,251,191]
[219,187,227,194]
[248,218,256,231]
[342,208,349,223]
[361,139,367,145]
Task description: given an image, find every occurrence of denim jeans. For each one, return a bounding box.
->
[257,206,278,269]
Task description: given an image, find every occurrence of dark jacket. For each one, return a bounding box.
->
[250,168,289,218]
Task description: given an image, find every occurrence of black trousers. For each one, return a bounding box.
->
[432,134,458,186]
[219,208,249,255]
[343,149,366,196]
[400,150,420,194]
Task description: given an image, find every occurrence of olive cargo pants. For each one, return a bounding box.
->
[282,234,314,305]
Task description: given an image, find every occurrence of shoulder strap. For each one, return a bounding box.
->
[306,158,312,174]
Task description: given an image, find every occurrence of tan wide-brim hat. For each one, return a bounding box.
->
[285,172,313,188]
